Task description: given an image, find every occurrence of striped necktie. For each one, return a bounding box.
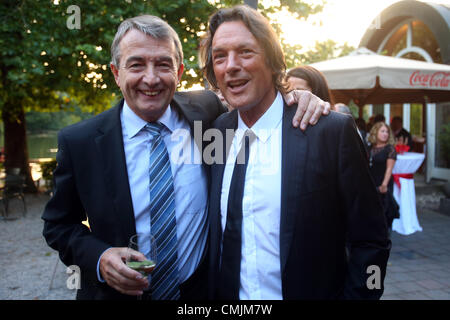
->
[145,122,180,300]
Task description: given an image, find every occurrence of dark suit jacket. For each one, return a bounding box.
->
[208,103,391,300]
[42,90,225,300]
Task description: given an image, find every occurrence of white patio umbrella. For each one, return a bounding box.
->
[309,48,450,108]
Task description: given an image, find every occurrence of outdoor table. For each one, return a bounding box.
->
[392,152,425,235]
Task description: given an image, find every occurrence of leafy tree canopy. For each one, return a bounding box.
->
[1,0,331,115]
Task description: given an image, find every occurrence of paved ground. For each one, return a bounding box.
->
[0,189,449,300]
[0,194,76,300]
[382,206,450,299]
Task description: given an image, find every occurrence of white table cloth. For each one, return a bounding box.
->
[392,152,425,235]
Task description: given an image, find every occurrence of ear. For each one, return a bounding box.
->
[110,63,120,87]
[177,63,184,84]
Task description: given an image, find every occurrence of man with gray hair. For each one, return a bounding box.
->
[42,14,329,300]
[334,103,352,115]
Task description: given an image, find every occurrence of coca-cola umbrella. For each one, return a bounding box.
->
[308,48,450,110]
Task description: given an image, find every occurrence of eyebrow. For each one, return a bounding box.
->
[212,42,256,53]
[156,56,175,64]
[124,55,175,66]
[124,56,145,66]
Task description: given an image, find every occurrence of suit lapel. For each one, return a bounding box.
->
[172,93,210,164]
[210,110,238,266]
[94,100,136,243]
[280,102,308,276]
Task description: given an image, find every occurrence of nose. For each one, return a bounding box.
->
[225,52,241,74]
[142,64,160,86]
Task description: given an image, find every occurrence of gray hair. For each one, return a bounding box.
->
[335,103,352,115]
[111,15,183,68]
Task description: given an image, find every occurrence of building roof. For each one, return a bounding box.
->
[359,0,450,64]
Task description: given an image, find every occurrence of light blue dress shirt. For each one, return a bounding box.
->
[97,101,208,283]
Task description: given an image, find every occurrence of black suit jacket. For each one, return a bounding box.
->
[42,90,225,300]
[208,103,391,300]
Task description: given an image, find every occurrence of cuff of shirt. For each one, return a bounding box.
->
[96,247,112,283]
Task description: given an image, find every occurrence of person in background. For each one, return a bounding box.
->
[390,116,413,150]
[367,114,386,133]
[286,66,334,105]
[334,103,351,115]
[355,117,368,141]
[367,122,399,232]
[335,103,369,157]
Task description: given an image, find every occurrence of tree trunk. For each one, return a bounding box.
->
[2,102,37,193]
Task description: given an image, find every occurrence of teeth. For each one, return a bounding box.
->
[229,80,247,88]
[142,91,159,96]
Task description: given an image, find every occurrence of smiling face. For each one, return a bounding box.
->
[110,29,184,122]
[377,124,390,144]
[211,21,276,117]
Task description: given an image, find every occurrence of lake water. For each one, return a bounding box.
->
[27,132,58,160]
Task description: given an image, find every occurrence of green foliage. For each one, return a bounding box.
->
[285,39,355,68]
[410,103,423,136]
[1,0,329,115]
[0,0,219,114]
[26,105,94,133]
[40,159,57,191]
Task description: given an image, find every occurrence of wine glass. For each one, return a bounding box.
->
[126,233,157,299]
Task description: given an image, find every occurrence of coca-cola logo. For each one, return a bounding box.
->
[409,71,450,88]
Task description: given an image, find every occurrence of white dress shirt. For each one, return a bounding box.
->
[220,92,283,300]
[97,101,208,283]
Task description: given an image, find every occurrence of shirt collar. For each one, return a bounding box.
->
[122,100,176,139]
[236,91,284,144]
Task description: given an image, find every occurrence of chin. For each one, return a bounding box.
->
[228,100,254,112]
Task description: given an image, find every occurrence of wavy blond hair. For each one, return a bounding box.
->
[368,122,395,146]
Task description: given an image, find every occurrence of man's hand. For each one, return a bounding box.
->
[284,90,331,131]
[99,247,149,296]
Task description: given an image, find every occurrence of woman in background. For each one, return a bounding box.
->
[367,122,399,231]
[286,66,334,104]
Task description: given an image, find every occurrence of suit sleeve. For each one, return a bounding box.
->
[337,117,391,300]
[41,131,111,276]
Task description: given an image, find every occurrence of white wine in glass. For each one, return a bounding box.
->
[126,233,157,292]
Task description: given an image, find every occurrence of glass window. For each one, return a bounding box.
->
[410,104,423,137]
[411,21,442,63]
[382,23,407,56]
[382,20,442,63]
[390,104,403,123]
